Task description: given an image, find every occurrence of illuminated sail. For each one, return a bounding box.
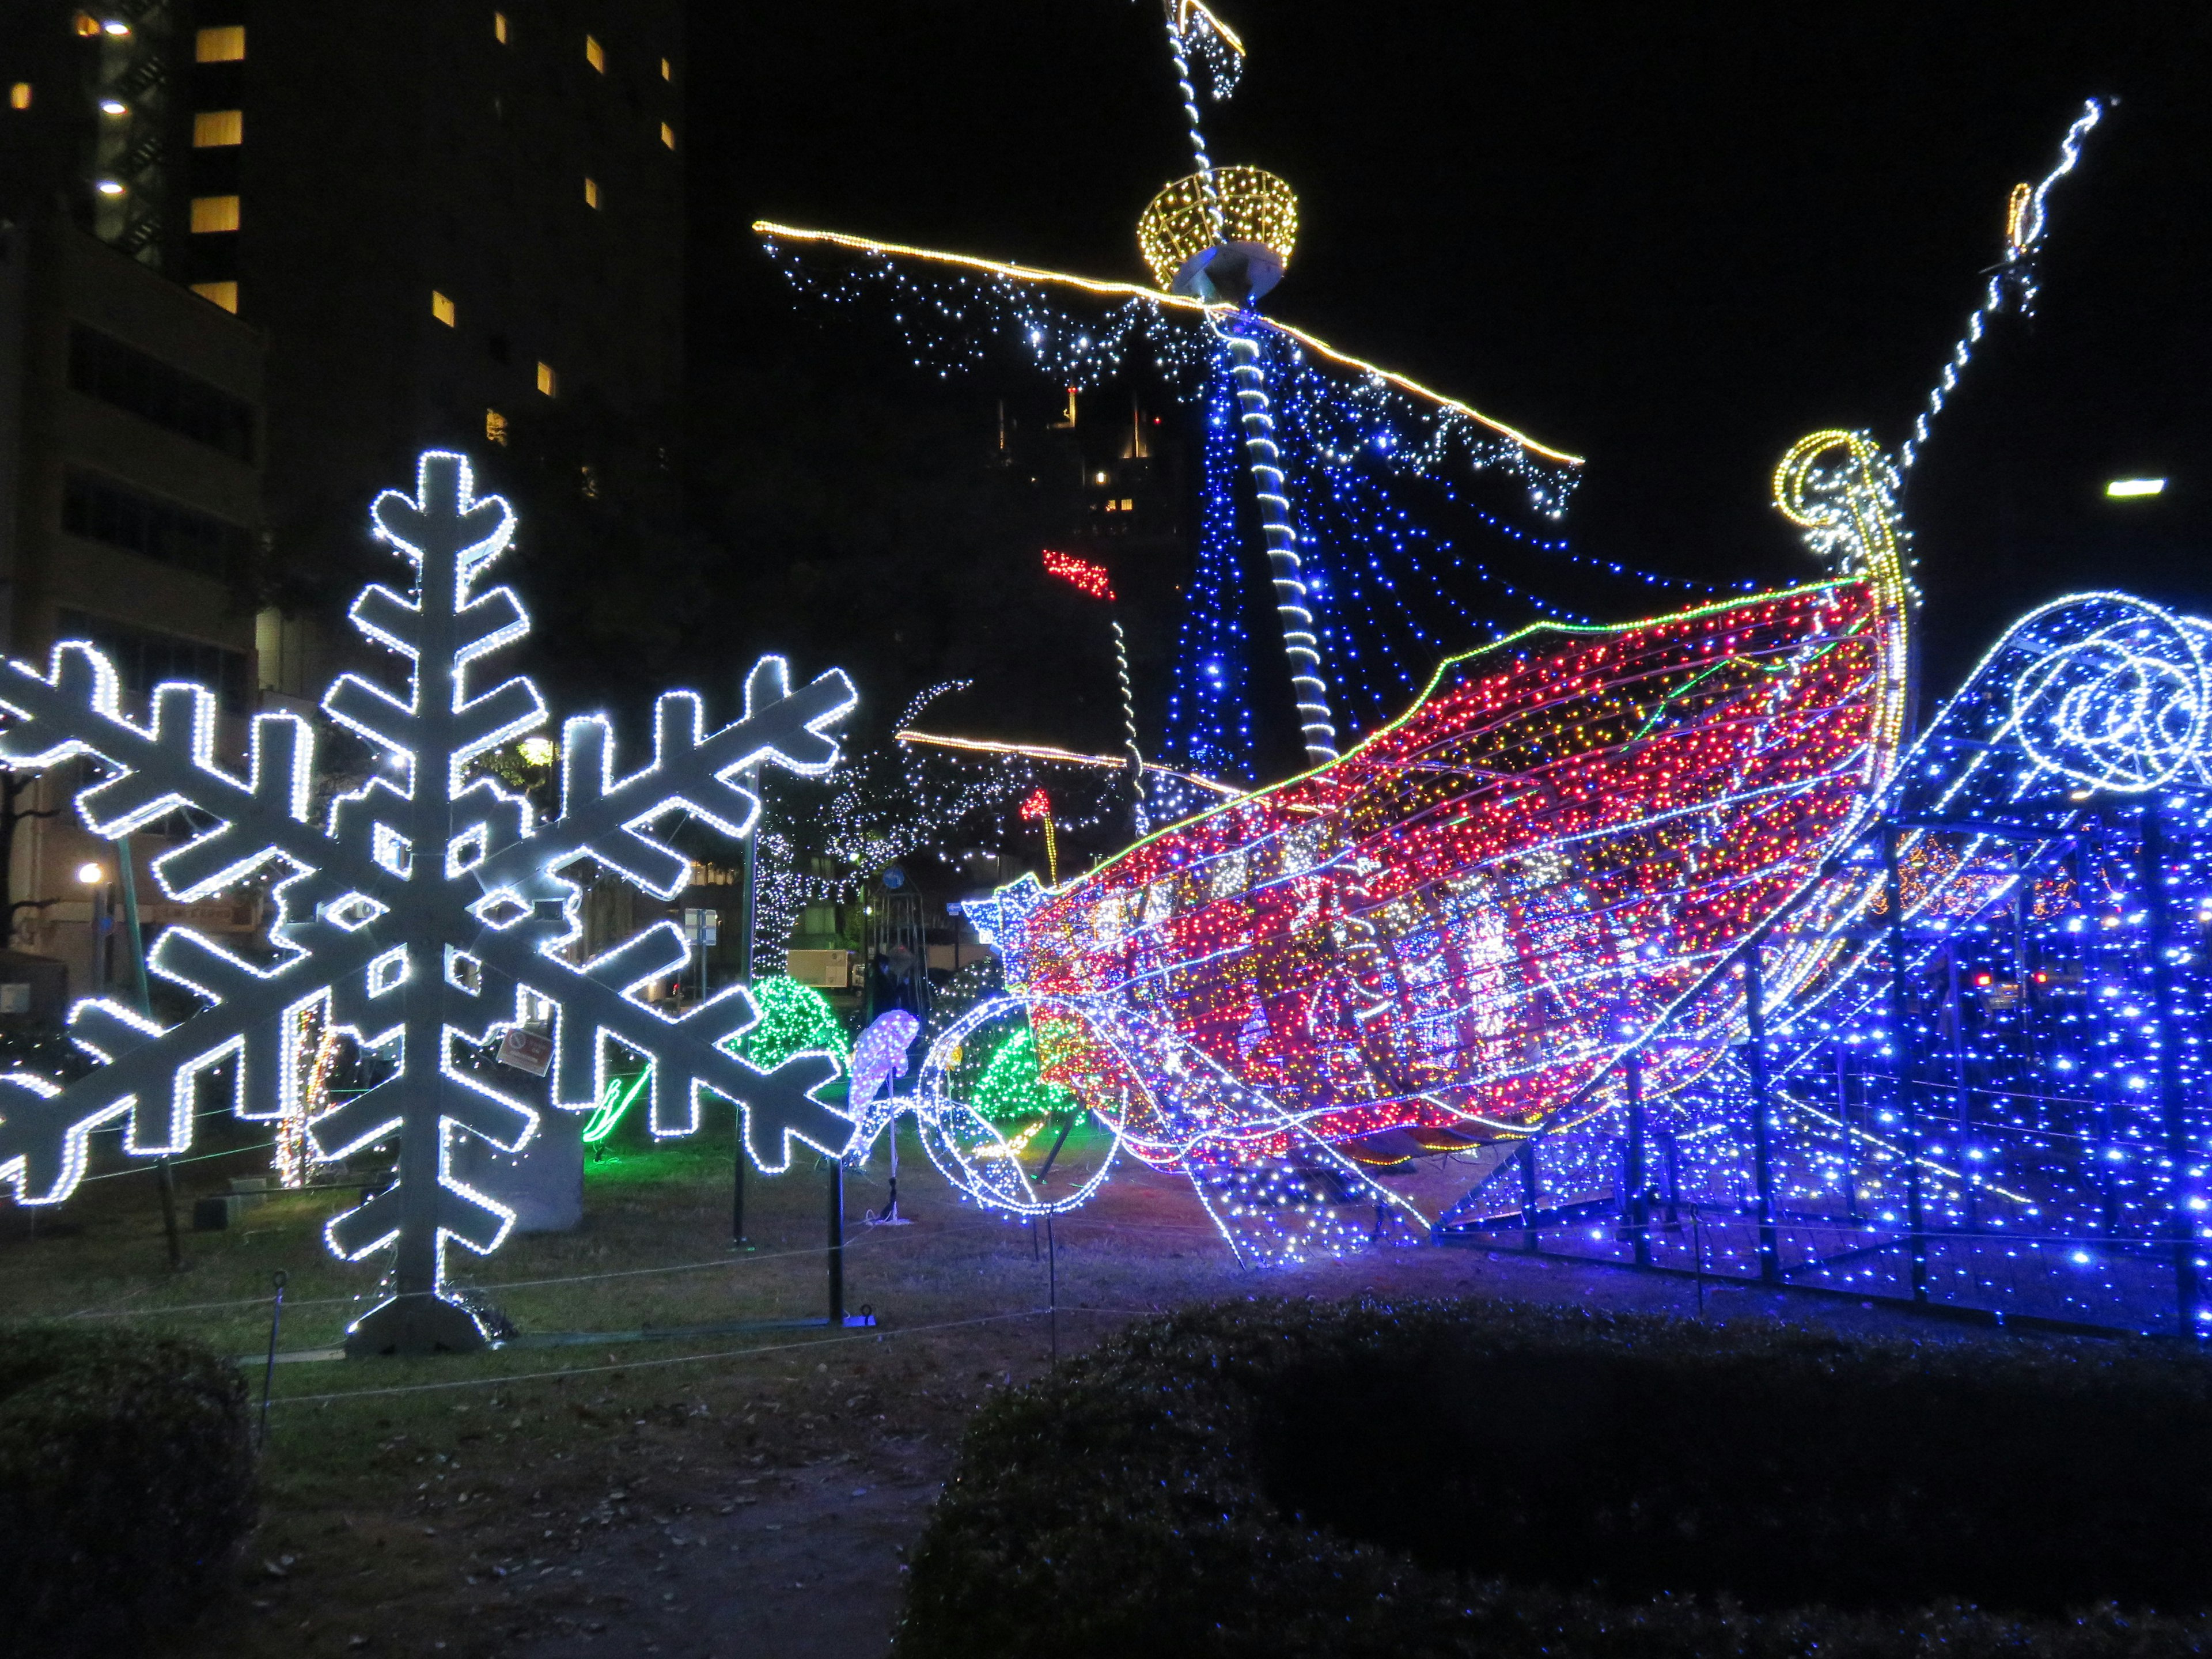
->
[969,432,1911,1168]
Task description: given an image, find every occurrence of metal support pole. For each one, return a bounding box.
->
[1883,824,1930,1304]
[2140,802,2200,1335]
[1110,616,1147,839]
[733,765,757,1249]
[827,1154,846,1327]
[1946,940,1978,1230]
[154,1156,182,1271]
[1836,1043,1858,1222]
[89,879,108,996]
[1047,1213,1058,1370]
[1623,1048,1650,1266]
[1744,941,1781,1284]
[115,834,150,1014]
[1692,1205,1706,1318]
[117,836,179,1269]
[1518,1135,1540,1254]
[1035,1111,1076,1186]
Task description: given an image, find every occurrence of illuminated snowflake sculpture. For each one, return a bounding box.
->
[0,452,857,1353]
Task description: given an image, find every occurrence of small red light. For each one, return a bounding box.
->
[1041,548,1113,602]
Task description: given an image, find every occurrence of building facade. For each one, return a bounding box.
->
[0,207,267,998]
[172,2,687,694]
[1,1,686,999]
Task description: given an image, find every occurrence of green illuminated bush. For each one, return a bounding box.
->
[0,1324,255,1656]
[971,1024,1077,1122]
[899,1297,2212,1658]
[732,975,850,1071]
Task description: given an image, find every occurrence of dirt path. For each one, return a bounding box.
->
[119,1126,2049,1659]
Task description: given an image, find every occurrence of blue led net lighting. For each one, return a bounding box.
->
[1162,360,1258,775]
[1449,592,2212,1335]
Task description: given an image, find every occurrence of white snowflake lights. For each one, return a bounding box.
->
[0,451,858,1354]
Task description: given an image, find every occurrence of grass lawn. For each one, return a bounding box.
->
[2,1111,2041,1658]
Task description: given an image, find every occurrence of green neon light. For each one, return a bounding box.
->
[581,1070,650,1144]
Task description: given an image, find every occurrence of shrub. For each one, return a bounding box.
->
[898,1297,2212,1659]
[0,1324,255,1656]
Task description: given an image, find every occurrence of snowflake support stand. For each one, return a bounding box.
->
[0,452,859,1355]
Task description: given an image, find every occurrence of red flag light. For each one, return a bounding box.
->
[1042,548,1114,601]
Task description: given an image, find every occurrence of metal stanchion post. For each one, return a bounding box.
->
[1883,824,1930,1304]
[1624,1048,1650,1267]
[1744,940,1780,1285]
[827,1155,846,1327]
[2140,802,2200,1336]
[259,1270,287,1449]
[1693,1206,1706,1319]
[1518,1135,1540,1255]
[733,766,757,1250]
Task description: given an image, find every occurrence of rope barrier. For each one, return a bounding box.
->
[263,1307,1053,1408]
[44,1214,1013,1323]
[77,1138,278,1180]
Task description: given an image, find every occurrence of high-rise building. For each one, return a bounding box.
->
[5,2,684,672]
[0,207,268,998]
[174,3,686,693]
[0,1,685,990]
[0,6,192,267]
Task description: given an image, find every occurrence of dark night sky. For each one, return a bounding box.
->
[687,2,2212,726]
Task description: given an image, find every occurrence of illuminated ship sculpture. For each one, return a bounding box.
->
[944,431,1913,1253]
[763,6,2137,1268]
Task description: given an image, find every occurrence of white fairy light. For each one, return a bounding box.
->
[0,450,857,1352]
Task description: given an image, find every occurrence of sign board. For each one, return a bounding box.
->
[786,948,855,990]
[497,1026,554,1076]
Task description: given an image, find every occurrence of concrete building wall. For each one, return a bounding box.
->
[0,210,266,998]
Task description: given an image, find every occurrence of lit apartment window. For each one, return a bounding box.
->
[195,25,245,62]
[8,83,29,112]
[486,408,509,446]
[431,290,457,327]
[189,194,241,233]
[493,10,507,43]
[660,57,672,80]
[584,34,604,71]
[191,281,239,313]
[660,122,675,149]
[535,362,556,396]
[583,177,599,208]
[192,109,243,147]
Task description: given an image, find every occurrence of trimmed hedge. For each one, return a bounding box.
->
[898,1298,2212,1658]
[0,1325,255,1657]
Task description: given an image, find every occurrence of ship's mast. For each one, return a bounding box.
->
[1155,2,1340,768]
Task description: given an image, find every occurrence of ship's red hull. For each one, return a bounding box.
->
[987,579,1904,1168]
